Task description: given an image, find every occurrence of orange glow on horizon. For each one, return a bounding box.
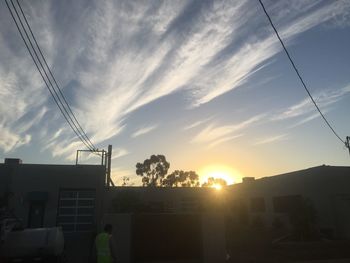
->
[213,183,223,190]
[198,164,242,186]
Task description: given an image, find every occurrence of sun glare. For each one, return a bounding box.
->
[213,184,222,190]
[199,164,242,186]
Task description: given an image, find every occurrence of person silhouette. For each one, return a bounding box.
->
[95,224,116,263]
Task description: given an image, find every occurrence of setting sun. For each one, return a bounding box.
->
[198,164,242,186]
[213,184,223,190]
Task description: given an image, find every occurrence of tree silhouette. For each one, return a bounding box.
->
[136,154,170,187]
[202,177,227,188]
[162,170,200,187]
[122,176,130,186]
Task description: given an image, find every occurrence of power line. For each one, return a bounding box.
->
[258,0,347,146]
[6,0,94,151]
[4,0,93,151]
[15,0,97,152]
[13,0,97,151]
[5,0,98,152]
[10,0,94,152]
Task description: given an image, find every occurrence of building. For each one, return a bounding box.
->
[106,165,350,240]
[105,186,222,213]
[1,158,350,262]
[0,158,106,262]
[228,165,350,239]
[0,158,228,263]
[104,187,227,263]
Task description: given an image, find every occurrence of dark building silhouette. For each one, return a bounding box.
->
[1,159,350,262]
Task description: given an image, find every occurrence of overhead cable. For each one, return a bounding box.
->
[5,0,98,152]
[258,0,346,146]
[15,0,97,152]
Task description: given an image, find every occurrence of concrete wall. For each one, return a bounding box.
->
[202,213,227,263]
[102,213,132,263]
[101,213,226,263]
[104,186,215,213]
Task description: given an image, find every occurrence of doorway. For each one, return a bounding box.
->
[28,201,45,228]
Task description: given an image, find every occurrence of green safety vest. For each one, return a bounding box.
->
[96,232,112,263]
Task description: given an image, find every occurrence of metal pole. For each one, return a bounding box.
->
[104,150,108,168]
[75,150,79,165]
[107,145,112,187]
[346,136,350,156]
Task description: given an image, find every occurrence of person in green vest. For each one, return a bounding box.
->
[95,224,116,263]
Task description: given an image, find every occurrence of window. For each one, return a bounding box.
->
[250,197,265,212]
[273,195,302,213]
[57,189,95,232]
[28,201,45,228]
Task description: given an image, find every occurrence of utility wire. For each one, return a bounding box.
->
[6,0,93,152]
[6,0,98,152]
[14,0,97,152]
[7,0,94,152]
[15,0,97,152]
[258,0,346,146]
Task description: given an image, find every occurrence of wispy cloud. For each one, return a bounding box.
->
[1,0,349,157]
[0,128,31,153]
[324,1,350,29]
[288,111,325,129]
[183,116,214,130]
[112,148,129,160]
[192,114,264,147]
[255,134,288,145]
[209,134,243,148]
[188,1,350,106]
[131,124,158,138]
[0,62,47,152]
[272,86,350,123]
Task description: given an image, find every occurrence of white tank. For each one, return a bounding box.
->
[0,227,64,258]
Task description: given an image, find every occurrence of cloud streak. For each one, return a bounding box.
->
[1,0,349,157]
[255,134,288,145]
[131,125,158,138]
[192,114,265,147]
[272,86,350,123]
[0,56,47,152]
[183,116,214,130]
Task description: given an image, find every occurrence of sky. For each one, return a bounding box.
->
[0,0,350,186]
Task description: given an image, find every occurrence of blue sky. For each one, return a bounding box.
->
[1,0,350,185]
